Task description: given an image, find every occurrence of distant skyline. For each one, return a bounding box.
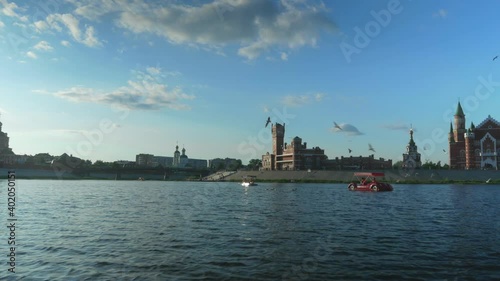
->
[1,0,500,164]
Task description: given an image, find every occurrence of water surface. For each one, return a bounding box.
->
[1,180,499,280]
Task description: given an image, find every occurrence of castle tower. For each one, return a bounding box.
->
[448,122,455,143]
[464,123,476,170]
[449,102,467,169]
[454,101,466,142]
[448,122,456,168]
[272,123,285,156]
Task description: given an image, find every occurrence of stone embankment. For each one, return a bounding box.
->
[218,169,500,183]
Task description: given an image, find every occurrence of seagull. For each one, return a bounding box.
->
[348,148,352,154]
[486,178,491,183]
[368,144,376,152]
[334,121,342,131]
[265,117,271,128]
[493,55,498,61]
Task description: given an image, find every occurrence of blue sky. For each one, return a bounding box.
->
[1,0,500,165]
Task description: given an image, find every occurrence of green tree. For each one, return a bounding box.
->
[235,159,242,170]
[392,161,403,169]
[248,159,262,170]
[422,160,444,170]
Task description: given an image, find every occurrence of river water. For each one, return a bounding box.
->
[1,180,499,280]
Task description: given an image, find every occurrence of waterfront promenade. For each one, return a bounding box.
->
[1,167,499,183]
[222,169,500,183]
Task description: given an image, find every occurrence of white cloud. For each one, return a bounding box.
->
[0,20,4,28]
[41,68,195,110]
[44,13,102,47]
[281,92,326,107]
[280,52,288,61]
[34,41,53,51]
[61,40,71,47]
[382,124,415,131]
[0,0,28,21]
[67,0,336,59]
[26,51,37,59]
[34,20,49,32]
[331,123,364,136]
[282,95,310,107]
[146,66,161,75]
[433,9,448,19]
[82,25,100,47]
[314,93,325,102]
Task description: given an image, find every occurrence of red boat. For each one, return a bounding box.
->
[347,172,393,192]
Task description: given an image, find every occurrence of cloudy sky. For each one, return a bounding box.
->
[1,0,500,165]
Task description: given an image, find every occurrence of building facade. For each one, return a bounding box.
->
[325,155,393,170]
[137,145,208,169]
[402,127,422,169]
[208,158,240,170]
[0,119,14,155]
[261,123,327,170]
[136,153,154,166]
[0,119,16,166]
[449,101,500,169]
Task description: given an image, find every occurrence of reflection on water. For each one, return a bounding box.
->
[1,180,499,280]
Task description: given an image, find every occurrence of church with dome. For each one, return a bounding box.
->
[402,127,422,169]
[172,144,190,168]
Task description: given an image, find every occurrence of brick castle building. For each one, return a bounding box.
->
[261,123,327,170]
[449,101,500,169]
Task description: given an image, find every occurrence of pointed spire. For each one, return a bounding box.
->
[408,126,415,146]
[449,122,455,143]
[470,122,475,129]
[455,101,465,116]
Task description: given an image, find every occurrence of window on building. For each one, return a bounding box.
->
[460,150,465,158]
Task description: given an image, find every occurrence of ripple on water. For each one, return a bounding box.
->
[4,181,500,280]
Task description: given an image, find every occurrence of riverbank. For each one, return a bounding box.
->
[219,169,500,184]
[1,167,499,184]
[0,168,203,181]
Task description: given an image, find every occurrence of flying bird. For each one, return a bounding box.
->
[486,178,491,183]
[443,149,446,153]
[333,121,342,130]
[348,148,352,154]
[265,117,271,128]
[493,55,498,61]
[368,144,376,152]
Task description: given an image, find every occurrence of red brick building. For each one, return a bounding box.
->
[327,155,392,170]
[449,101,500,169]
[261,123,327,170]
